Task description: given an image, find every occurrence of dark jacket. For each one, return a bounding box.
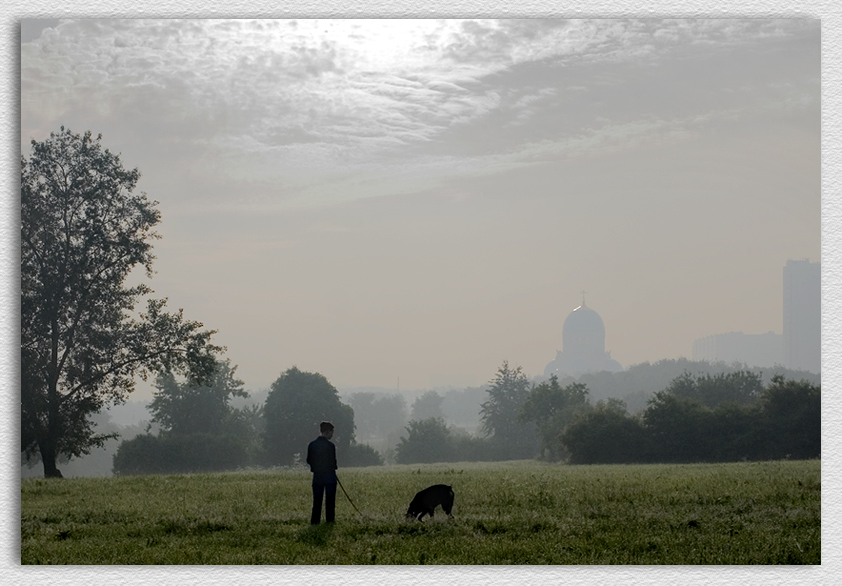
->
[306,436,337,476]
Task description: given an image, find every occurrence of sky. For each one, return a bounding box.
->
[19,18,821,398]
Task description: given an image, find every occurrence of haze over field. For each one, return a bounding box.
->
[20,18,820,398]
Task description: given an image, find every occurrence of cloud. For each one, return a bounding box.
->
[21,18,819,211]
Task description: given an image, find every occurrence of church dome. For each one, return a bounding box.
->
[545,296,623,377]
[562,303,605,355]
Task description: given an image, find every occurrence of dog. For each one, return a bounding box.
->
[405,484,454,521]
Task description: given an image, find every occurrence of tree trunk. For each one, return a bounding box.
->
[44,318,63,478]
[39,440,63,478]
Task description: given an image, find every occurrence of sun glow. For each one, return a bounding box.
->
[307,19,461,72]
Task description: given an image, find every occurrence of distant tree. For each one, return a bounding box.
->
[554,373,820,465]
[349,392,407,440]
[449,426,495,462]
[754,376,820,460]
[22,409,150,478]
[520,375,590,460]
[262,367,354,466]
[479,361,538,460]
[348,392,377,439]
[411,390,445,422]
[344,443,384,467]
[705,401,757,462]
[371,394,408,438]
[552,358,819,410]
[113,432,248,475]
[442,386,486,430]
[21,128,220,478]
[108,359,262,474]
[148,359,248,436]
[228,403,265,463]
[395,418,454,464]
[665,370,763,409]
[642,391,711,462]
[641,371,807,463]
[561,399,649,464]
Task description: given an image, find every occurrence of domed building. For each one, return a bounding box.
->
[544,296,623,377]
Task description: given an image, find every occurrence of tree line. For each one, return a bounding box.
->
[20,128,820,478]
[391,365,820,465]
[114,360,820,473]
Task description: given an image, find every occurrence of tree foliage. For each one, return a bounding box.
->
[519,375,590,460]
[410,390,445,421]
[348,392,407,441]
[262,367,354,467]
[561,399,648,464]
[560,372,820,465]
[112,433,248,475]
[642,391,712,462]
[551,358,818,413]
[479,361,538,460]
[663,370,763,408]
[395,418,454,464]
[345,443,385,467]
[21,128,220,477]
[148,359,248,436]
[754,375,820,460]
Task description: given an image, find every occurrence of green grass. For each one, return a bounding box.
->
[20,459,820,564]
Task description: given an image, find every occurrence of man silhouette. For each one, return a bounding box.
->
[307,421,338,524]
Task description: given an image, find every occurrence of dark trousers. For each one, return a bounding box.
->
[311,478,337,524]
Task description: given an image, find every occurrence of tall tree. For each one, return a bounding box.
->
[148,359,248,436]
[349,392,406,440]
[410,390,445,422]
[479,361,538,460]
[519,375,590,460]
[262,367,355,466]
[21,128,220,477]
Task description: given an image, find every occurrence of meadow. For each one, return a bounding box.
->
[20,459,820,565]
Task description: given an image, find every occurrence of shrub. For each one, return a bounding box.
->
[395,418,454,464]
[562,400,649,464]
[113,433,248,475]
[344,443,384,467]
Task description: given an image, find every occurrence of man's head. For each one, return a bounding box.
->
[319,421,334,439]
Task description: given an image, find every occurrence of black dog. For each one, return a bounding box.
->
[406,484,454,521]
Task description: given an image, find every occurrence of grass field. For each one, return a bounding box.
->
[20,459,820,564]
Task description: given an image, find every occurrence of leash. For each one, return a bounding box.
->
[336,476,367,519]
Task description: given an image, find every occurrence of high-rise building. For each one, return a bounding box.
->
[783,259,821,373]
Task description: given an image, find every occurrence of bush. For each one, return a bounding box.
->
[754,376,820,460]
[394,418,497,464]
[344,443,384,467]
[451,433,496,462]
[113,433,249,475]
[395,418,454,464]
[562,400,649,464]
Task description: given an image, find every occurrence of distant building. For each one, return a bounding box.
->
[545,296,622,378]
[691,259,820,374]
[783,259,820,373]
[692,331,783,367]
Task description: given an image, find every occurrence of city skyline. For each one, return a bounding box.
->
[19,19,820,397]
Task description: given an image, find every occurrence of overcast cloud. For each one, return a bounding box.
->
[20,19,820,395]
